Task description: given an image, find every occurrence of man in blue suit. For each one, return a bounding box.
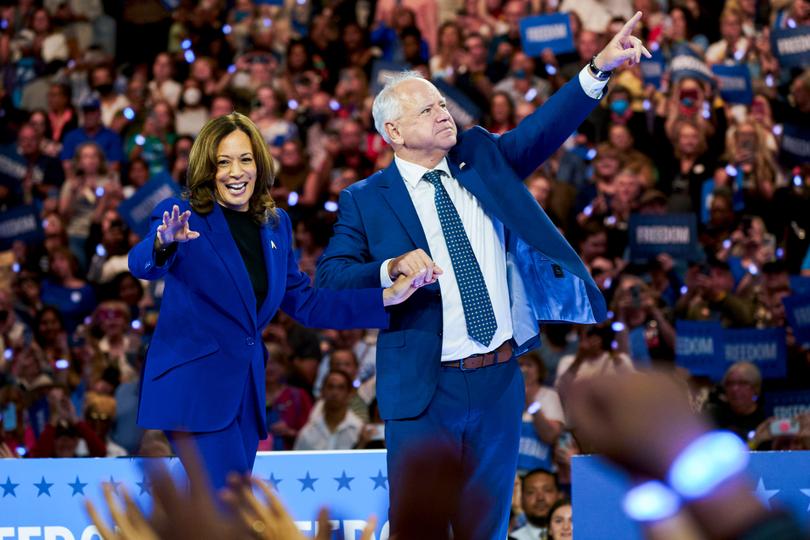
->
[316,13,651,538]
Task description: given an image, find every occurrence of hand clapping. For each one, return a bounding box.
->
[156,205,200,247]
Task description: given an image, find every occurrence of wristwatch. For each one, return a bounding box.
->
[588,56,612,81]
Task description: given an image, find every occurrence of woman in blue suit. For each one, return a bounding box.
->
[128,112,427,490]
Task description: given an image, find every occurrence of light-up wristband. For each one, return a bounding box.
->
[666,431,749,499]
[622,480,682,522]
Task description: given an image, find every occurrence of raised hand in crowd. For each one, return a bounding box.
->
[86,437,377,540]
[561,372,805,540]
[222,475,377,540]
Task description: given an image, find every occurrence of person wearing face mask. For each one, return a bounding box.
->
[175,85,210,137]
[128,112,430,492]
[581,85,654,157]
[89,65,129,128]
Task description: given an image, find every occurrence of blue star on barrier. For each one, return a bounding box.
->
[108,476,122,494]
[68,476,88,496]
[370,470,387,490]
[298,471,317,492]
[137,476,151,496]
[34,476,54,497]
[334,470,354,491]
[1,476,19,497]
[266,473,283,490]
[754,477,779,509]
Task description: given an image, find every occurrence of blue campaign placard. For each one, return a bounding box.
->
[0,451,391,538]
[519,14,575,56]
[640,47,666,89]
[433,79,482,128]
[573,452,810,540]
[0,204,44,249]
[675,320,725,379]
[764,390,810,419]
[771,26,810,69]
[628,213,699,261]
[712,64,753,105]
[791,276,810,296]
[369,60,410,96]
[783,294,810,347]
[723,327,787,380]
[0,144,27,188]
[780,123,810,167]
[117,172,182,238]
[669,44,714,85]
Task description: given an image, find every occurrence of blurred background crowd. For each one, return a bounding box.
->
[0,0,809,535]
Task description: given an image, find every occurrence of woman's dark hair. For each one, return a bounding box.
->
[33,306,65,346]
[185,112,278,224]
[547,498,572,539]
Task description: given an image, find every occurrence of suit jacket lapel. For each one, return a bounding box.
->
[202,203,258,328]
[257,223,281,325]
[447,158,509,227]
[376,163,431,254]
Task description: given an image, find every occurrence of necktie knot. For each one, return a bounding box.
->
[422,170,445,186]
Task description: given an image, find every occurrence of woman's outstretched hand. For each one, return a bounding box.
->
[382,268,434,306]
[156,204,200,247]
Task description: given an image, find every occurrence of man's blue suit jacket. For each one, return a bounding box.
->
[129,198,388,434]
[316,76,608,421]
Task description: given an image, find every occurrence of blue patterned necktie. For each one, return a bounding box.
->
[422,169,497,347]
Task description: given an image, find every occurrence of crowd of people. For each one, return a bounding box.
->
[1,0,809,535]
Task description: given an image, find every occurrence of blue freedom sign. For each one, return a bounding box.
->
[118,172,182,238]
[764,390,810,419]
[628,213,699,261]
[723,327,787,380]
[783,294,810,347]
[370,60,410,96]
[433,79,482,128]
[0,204,43,249]
[675,320,725,378]
[771,26,810,69]
[519,14,575,56]
[640,47,666,88]
[573,452,810,540]
[0,451,391,538]
[791,276,810,296]
[780,123,810,167]
[669,44,714,85]
[675,323,787,380]
[712,64,753,105]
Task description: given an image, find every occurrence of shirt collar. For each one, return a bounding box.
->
[394,154,452,189]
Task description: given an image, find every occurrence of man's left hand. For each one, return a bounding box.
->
[594,11,652,72]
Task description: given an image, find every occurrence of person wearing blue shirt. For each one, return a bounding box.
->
[60,97,124,173]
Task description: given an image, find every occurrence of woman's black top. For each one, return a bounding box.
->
[221,206,268,310]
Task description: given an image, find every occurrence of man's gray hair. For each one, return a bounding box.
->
[372,70,427,144]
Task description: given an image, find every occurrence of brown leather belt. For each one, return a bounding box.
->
[443,341,514,371]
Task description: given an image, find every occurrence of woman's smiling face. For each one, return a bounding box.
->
[214,129,257,212]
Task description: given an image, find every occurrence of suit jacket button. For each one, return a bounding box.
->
[437,331,443,337]
[246,337,255,346]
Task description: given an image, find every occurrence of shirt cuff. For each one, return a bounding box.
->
[578,66,609,100]
[379,258,395,288]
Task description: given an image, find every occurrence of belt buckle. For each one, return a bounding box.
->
[458,356,471,372]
